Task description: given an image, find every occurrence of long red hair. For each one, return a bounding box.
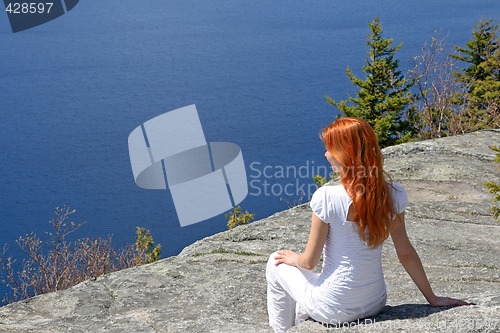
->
[321,117,395,248]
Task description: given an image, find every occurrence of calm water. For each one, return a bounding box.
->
[1,0,499,302]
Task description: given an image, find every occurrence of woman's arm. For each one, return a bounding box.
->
[390,212,470,306]
[273,213,328,270]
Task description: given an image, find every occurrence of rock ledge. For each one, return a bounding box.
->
[0,130,499,333]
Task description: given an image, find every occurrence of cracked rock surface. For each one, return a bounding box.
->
[0,130,499,333]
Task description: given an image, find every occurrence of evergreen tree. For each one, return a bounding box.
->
[134,227,161,264]
[327,17,415,148]
[450,19,500,131]
[451,19,499,83]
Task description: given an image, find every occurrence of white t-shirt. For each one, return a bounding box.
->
[309,182,408,321]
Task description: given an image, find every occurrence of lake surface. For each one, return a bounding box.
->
[0,0,499,303]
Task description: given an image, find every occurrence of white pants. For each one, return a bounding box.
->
[266,252,387,332]
[266,252,328,333]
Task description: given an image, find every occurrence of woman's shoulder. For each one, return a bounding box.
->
[387,181,406,193]
[310,184,350,209]
[312,183,347,198]
[310,184,350,224]
[387,181,408,213]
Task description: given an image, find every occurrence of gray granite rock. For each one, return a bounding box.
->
[0,130,499,333]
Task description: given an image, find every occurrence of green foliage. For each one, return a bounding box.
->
[408,19,499,139]
[226,206,255,230]
[134,227,161,265]
[484,146,500,221]
[451,19,499,83]
[327,17,415,148]
[313,175,327,187]
[313,172,338,188]
[450,19,500,132]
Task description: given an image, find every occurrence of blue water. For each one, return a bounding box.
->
[1,0,499,302]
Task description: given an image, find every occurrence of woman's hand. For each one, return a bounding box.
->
[273,214,328,270]
[429,296,471,307]
[274,250,300,267]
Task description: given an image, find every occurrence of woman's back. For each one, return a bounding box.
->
[309,182,407,320]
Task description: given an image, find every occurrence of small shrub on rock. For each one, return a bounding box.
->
[226,206,254,230]
[484,145,500,220]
